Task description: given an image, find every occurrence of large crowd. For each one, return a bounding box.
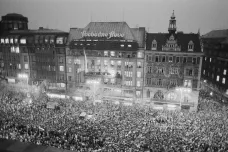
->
[0,86,228,151]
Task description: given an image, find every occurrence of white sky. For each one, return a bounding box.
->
[0,0,228,35]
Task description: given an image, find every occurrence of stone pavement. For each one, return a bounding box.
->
[0,138,74,152]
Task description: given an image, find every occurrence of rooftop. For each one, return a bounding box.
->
[202,29,228,39]
[5,13,24,17]
[67,22,145,46]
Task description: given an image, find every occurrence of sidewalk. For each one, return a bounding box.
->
[0,138,74,152]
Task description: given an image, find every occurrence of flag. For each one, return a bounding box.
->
[83,48,88,73]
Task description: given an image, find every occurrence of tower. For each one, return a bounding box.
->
[168,10,176,35]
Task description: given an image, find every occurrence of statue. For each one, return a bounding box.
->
[154,90,164,100]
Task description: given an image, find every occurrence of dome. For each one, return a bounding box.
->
[5,13,24,17]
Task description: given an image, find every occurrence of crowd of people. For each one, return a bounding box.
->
[0,87,228,151]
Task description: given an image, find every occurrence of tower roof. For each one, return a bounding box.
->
[5,13,24,17]
[171,10,175,19]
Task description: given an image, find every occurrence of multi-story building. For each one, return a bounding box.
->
[144,11,203,111]
[201,29,228,103]
[0,13,68,90]
[66,22,145,101]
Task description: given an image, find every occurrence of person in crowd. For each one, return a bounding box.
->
[0,89,228,151]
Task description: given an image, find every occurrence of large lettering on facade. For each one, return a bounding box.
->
[81,31,124,39]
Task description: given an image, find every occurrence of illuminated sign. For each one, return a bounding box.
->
[81,31,124,39]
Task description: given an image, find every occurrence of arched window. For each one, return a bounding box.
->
[188,40,194,51]
[151,39,157,50]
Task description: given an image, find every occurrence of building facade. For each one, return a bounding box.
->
[201,29,228,103]
[0,13,68,90]
[144,11,203,110]
[66,22,145,100]
[0,13,28,35]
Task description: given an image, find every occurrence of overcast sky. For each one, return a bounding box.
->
[0,0,228,35]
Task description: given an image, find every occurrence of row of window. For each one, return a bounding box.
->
[102,51,143,58]
[6,63,28,70]
[75,43,133,48]
[151,39,194,51]
[146,78,175,86]
[203,70,227,84]
[68,58,142,68]
[147,55,200,64]
[0,36,66,45]
[203,69,227,76]
[146,79,192,88]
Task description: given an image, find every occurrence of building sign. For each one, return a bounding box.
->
[81,31,124,39]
